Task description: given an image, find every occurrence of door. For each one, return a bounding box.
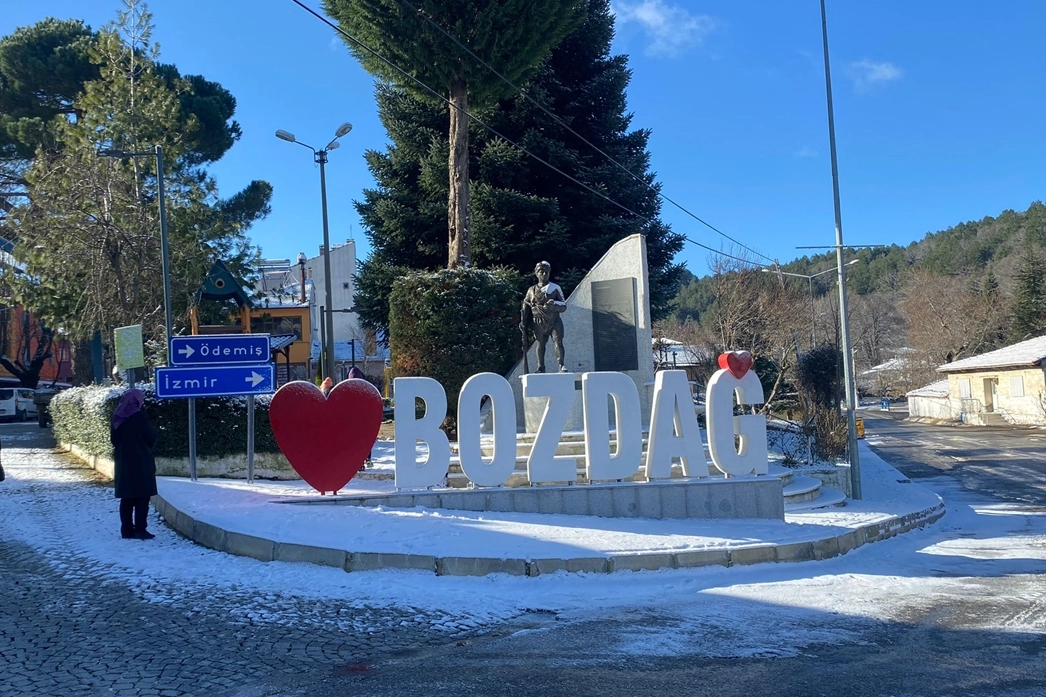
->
[982,378,996,412]
[18,389,38,418]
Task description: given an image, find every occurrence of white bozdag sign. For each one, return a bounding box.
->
[394,356,767,490]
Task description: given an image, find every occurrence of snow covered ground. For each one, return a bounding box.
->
[2,423,1045,660]
[155,439,940,560]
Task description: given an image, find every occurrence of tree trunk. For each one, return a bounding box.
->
[72,338,95,386]
[446,79,470,268]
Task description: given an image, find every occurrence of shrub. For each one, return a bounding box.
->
[50,384,281,459]
[388,267,522,424]
[812,408,847,463]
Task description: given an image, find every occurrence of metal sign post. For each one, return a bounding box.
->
[246,396,256,483]
[156,334,273,483]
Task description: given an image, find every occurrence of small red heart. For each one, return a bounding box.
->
[269,379,383,494]
[717,351,753,379]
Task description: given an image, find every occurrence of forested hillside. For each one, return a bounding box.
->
[664,200,1046,392]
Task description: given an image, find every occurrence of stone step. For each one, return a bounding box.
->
[444,451,793,490]
[784,486,847,512]
[981,412,1008,426]
[445,458,723,488]
[781,475,824,505]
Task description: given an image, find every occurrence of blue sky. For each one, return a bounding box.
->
[5,1,1046,278]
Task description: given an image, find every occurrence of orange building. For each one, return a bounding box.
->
[0,305,73,387]
[189,259,314,386]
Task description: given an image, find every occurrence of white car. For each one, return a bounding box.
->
[0,387,39,422]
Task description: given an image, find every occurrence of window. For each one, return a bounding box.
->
[0,389,13,400]
[1010,376,1025,398]
[250,315,303,341]
[959,379,972,399]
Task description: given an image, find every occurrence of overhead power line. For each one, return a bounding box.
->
[390,0,774,263]
[288,0,762,266]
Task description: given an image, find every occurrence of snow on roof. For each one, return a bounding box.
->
[936,335,1046,373]
[907,379,950,398]
[861,356,908,375]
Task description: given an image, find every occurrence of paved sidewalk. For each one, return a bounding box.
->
[155,441,945,577]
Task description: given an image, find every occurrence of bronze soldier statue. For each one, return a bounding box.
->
[520,261,567,373]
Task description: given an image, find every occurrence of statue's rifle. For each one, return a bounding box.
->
[520,306,531,374]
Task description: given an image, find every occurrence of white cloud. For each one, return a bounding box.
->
[793,146,817,159]
[612,0,717,58]
[847,59,903,91]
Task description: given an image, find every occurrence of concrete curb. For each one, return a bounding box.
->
[151,494,946,578]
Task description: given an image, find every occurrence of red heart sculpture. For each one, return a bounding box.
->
[269,379,383,494]
[717,351,753,379]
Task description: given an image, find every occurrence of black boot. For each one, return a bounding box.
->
[131,496,153,539]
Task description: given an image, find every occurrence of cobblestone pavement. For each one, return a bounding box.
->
[0,425,521,697]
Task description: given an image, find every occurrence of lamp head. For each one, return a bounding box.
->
[296,252,307,265]
[327,141,340,151]
[275,129,296,143]
[334,122,353,138]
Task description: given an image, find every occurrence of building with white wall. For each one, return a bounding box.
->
[304,240,360,347]
[907,335,1046,425]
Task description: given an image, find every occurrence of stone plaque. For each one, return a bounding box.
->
[592,278,638,372]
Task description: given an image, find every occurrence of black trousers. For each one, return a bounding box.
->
[119,496,151,534]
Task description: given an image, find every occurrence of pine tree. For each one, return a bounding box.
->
[324,0,580,269]
[1011,249,1046,341]
[6,0,270,344]
[0,14,246,225]
[353,0,684,336]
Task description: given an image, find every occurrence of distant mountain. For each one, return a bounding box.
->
[672,200,1046,322]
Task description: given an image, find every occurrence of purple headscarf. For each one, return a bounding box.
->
[112,388,145,431]
[347,366,365,380]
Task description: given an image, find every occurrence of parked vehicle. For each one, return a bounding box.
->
[0,387,39,422]
[34,388,58,427]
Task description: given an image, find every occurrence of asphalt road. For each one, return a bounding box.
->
[860,408,1046,507]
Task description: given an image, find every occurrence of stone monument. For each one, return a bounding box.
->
[504,234,655,432]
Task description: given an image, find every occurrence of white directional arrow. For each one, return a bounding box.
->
[245,371,265,387]
[177,345,195,359]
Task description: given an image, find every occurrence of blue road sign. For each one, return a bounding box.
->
[169,334,270,367]
[155,365,275,399]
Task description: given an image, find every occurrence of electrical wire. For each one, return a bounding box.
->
[288,0,760,266]
[390,0,774,263]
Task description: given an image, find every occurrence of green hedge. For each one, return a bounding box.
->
[51,385,280,459]
[389,267,521,421]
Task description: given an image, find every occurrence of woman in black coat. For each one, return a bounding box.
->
[110,388,159,540]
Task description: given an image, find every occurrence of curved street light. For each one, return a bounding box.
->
[761,259,858,348]
[276,123,353,380]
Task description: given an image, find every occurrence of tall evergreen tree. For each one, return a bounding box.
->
[5,1,269,344]
[0,15,245,225]
[1011,248,1046,341]
[324,0,580,268]
[353,0,685,337]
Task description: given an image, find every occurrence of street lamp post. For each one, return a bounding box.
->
[762,259,858,348]
[97,145,173,344]
[276,123,352,381]
[820,0,861,499]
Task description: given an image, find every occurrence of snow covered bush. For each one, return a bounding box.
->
[388,266,522,430]
[50,384,281,459]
